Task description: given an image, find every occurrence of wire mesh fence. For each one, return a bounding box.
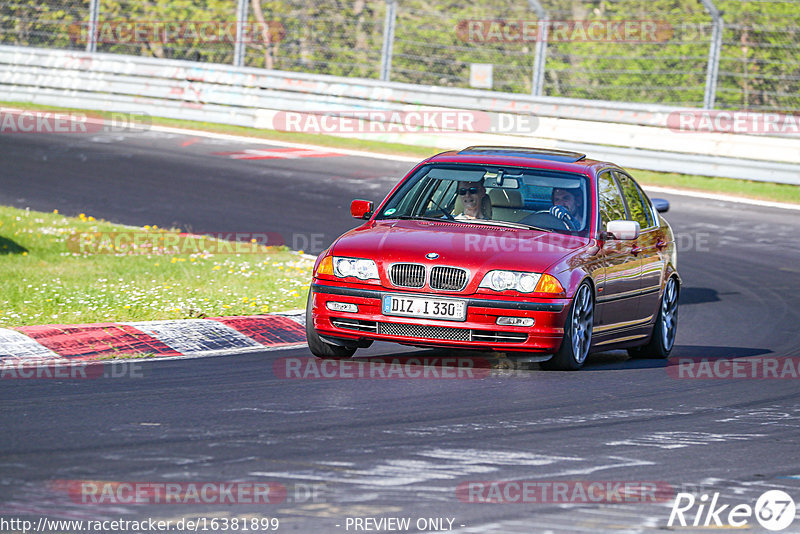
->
[0,0,797,112]
[242,3,386,79]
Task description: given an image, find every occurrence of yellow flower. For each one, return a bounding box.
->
[22,252,27,256]
[53,209,59,214]
[223,304,231,309]
[212,265,221,270]
[88,216,95,221]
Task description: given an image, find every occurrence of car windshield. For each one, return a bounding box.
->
[376,164,591,236]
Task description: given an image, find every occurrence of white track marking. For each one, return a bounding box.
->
[607,431,765,449]
[151,124,420,162]
[643,185,800,211]
[4,106,795,208]
[0,329,61,361]
[122,319,263,355]
[152,123,799,211]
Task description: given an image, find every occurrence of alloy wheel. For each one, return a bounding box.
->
[571,284,594,364]
[661,277,679,351]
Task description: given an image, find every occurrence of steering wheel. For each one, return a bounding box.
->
[519,210,572,231]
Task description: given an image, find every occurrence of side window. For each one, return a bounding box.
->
[598,171,626,230]
[615,171,653,229]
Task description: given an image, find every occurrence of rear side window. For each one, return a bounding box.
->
[615,171,654,229]
[597,171,626,230]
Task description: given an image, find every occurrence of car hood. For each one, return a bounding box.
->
[331,219,589,275]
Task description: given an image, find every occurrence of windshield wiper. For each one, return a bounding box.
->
[464,219,554,232]
[393,215,553,232]
[394,215,453,223]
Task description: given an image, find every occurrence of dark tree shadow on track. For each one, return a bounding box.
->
[680,287,724,305]
[0,236,27,255]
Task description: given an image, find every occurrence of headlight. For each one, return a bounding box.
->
[479,270,542,293]
[332,257,380,280]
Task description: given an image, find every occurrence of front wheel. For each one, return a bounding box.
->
[541,282,594,371]
[305,291,356,360]
[628,276,679,359]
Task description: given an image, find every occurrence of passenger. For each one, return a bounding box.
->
[549,187,583,230]
[454,181,492,220]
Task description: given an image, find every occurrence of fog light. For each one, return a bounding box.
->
[496,317,534,327]
[326,301,358,313]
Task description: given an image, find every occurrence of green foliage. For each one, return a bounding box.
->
[1,0,797,110]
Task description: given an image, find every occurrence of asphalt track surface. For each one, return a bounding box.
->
[2,128,800,533]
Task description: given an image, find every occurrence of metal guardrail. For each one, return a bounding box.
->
[1,45,799,184]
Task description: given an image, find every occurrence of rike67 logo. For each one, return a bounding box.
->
[668,490,796,531]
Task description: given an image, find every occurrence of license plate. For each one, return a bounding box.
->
[382,294,467,321]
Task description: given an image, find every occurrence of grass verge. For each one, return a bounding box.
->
[0,206,312,327]
[3,100,799,205]
[632,169,800,204]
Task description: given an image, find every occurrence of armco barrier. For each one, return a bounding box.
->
[1,45,798,184]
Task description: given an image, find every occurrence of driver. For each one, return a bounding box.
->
[549,187,583,230]
[454,181,492,220]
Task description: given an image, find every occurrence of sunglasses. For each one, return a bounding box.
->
[457,187,480,196]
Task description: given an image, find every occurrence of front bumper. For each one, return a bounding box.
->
[310,281,570,353]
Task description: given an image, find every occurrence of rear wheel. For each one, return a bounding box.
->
[628,276,679,359]
[541,282,594,371]
[305,291,356,360]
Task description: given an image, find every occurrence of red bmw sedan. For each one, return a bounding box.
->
[306,147,680,370]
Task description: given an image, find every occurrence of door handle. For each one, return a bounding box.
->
[656,240,667,250]
[631,245,641,256]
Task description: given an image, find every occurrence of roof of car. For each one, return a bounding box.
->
[426,147,613,174]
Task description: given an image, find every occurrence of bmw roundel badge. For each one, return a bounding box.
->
[425,252,439,260]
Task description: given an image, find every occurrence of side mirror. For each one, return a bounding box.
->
[606,220,640,240]
[350,199,373,220]
[651,198,670,213]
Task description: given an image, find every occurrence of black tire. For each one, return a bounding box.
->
[628,276,679,359]
[305,291,356,360]
[541,282,594,371]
